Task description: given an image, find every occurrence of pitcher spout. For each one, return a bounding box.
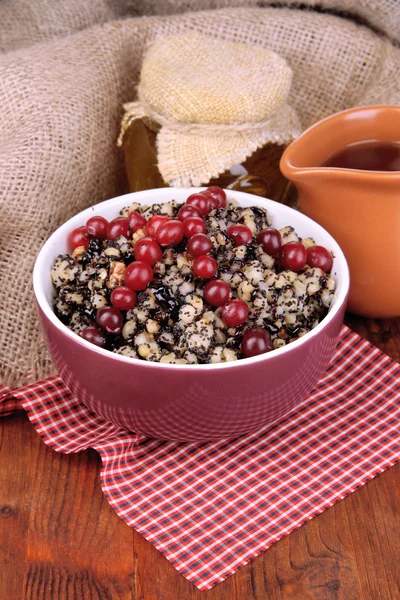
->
[280,116,345,182]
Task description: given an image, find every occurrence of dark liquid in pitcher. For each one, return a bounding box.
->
[323,141,400,171]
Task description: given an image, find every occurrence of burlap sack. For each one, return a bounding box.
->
[1,1,399,53]
[1,5,400,385]
[133,1,400,43]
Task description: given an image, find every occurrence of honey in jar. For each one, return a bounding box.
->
[118,34,301,202]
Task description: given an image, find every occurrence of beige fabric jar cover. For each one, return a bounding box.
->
[119,34,301,187]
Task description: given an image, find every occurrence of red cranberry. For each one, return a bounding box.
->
[206,186,227,208]
[125,261,153,291]
[96,306,123,334]
[183,217,207,238]
[222,299,249,327]
[107,217,130,240]
[110,286,137,311]
[128,210,147,233]
[187,234,212,257]
[203,280,231,306]
[177,204,201,221]
[241,328,272,358]
[257,228,282,255]
[156,220,184,247]
[227,224,252,246]
[134,237,163,265]
[186,192,212,216]
[86,216,108,239]
[144,215,171,237]
[79,326,106,348]
[279,242,307,271]
[193,255,217,279]
[306,245,333,273]
[68,226,89,250]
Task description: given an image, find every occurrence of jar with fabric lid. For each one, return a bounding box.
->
[118,34,301,201]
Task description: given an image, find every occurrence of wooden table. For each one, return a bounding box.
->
[0,316,399,599]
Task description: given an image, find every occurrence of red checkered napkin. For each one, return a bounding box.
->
[1,326,399,590]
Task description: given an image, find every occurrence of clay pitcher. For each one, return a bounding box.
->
[280,105,400,319]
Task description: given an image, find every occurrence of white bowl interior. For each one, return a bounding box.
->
[33,188,350,370]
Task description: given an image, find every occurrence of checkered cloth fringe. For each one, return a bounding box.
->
[1,326,399,590]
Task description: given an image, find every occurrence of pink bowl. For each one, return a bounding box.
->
[33,188,349,441]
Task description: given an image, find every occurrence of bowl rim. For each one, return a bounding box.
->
[33,187,350,371]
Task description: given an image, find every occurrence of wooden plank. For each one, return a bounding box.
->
[345,315,400,362]
[0,413,134,600]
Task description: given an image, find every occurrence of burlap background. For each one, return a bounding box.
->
[2,1,399,51]
[1,2,400,385]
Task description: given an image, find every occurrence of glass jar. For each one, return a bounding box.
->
[121,118,293,204]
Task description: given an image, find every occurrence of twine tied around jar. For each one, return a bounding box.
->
[118,34,301,187]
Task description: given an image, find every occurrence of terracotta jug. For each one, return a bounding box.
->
[280,105,400,319]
